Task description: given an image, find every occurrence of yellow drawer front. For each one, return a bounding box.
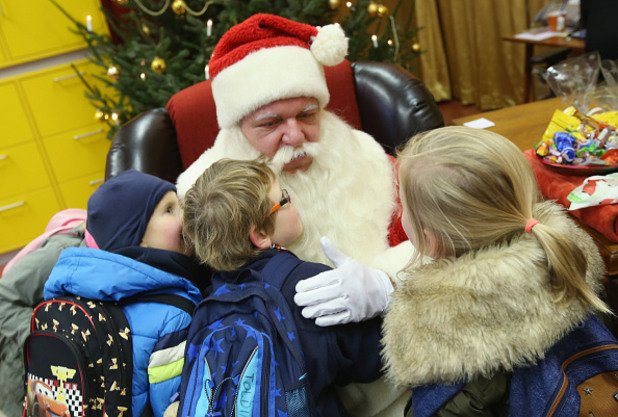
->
[0,43,7,66]
[20,61,102,137]
[0,82,34,147]
[0,0,106,64]
[0,188,61,253]
[43,125,110,182]
[60,173,105,209]
[0,142,50,199]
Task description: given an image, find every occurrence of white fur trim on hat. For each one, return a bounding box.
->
[212,46,330,128]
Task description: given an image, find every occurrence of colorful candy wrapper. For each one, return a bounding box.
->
[567,173,618,210]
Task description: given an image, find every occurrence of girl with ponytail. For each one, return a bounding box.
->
[382,126,617,417]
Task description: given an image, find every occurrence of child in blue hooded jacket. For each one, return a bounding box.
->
[43,169,211,417]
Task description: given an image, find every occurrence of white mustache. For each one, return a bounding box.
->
[270,143,320,173]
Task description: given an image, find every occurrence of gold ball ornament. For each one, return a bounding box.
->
[329,0,341,10]
[377,4,389,17]
[171,0,186,15]
[94,109,106,122]
[142,24,151,35]
[412,42,421,52]
[150,57,166,73]
[367,2,379,16]
[113,0,129,5]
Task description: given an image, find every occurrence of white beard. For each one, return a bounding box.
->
[176,111,397,267]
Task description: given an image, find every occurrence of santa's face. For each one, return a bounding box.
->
[240,97,320,173]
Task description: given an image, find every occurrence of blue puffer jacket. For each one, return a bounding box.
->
[44,247,203,417]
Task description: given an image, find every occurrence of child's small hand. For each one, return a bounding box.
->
[293,236,394,326]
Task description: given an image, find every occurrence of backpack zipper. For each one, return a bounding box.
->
[545,343,618,416]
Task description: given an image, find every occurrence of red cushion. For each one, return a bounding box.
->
[166,60,361,168]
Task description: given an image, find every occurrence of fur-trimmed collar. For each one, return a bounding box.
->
[382,203,605,388]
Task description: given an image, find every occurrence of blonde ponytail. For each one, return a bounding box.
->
[529,207,611,315]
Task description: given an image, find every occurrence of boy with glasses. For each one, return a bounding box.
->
[181,158,384,417]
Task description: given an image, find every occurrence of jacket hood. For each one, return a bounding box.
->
[381,203,606,388]
[44,247,202,303]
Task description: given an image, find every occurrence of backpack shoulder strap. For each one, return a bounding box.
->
[121,293,196,316]
[261,251,302,290]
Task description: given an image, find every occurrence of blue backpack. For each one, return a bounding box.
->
[409,316,618,417]
[177,252,313,417]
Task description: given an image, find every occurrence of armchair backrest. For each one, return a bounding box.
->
[106,60,444,182]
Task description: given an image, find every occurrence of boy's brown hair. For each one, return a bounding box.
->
[183,159,276,271]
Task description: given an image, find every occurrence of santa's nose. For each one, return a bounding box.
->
[281,119,304,146]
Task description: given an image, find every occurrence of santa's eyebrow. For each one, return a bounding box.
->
[253,112,279,122]
[253,104,319,122]
[302,104,319,113]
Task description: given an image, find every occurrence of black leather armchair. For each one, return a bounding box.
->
[106,61,444,181]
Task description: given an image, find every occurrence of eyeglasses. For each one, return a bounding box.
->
[270,189,291,214]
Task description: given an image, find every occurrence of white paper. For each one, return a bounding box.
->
[463,117,496,129]
[514,30,562,41]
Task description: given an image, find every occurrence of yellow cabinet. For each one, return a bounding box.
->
[43,125,109,183]
[21,61,105,137]
[60,173,105,209]
[0,0,106,67]
[0,59,110,252]
[0,83,33,147]
[0,41,7,66]
[0,188,61,253]
[0,142,50,198]
[0,3,110,252]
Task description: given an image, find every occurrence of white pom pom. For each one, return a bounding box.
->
[310,23,348,66]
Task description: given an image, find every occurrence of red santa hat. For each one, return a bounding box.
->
[208,13,348,128]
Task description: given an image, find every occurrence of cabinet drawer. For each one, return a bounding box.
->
[0,142,50,199]
[0,42,7,67]
[43,125,110,182]
[0,0,106,65]
[20,61,102,137]
[0,188,61,253]
[60,173,105,209]
[0,82,34,147]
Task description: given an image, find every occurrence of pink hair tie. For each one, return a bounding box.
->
[525,218,540,234]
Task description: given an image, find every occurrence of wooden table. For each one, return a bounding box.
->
[453,98,618,277]
[503,32,585,102]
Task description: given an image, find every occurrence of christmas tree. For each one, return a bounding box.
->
[52,0,419,138]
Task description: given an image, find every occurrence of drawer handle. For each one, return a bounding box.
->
[0,154,7,161]
[53,71,85,83]
[0,200,25,213]
[89,178,104,186]
[73,129,104,140]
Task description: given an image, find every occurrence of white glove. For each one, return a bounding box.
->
[294,236,394,327]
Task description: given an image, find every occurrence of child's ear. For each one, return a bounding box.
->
[249,225,272,250]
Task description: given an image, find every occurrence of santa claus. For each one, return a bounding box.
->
[176,14,413,417]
